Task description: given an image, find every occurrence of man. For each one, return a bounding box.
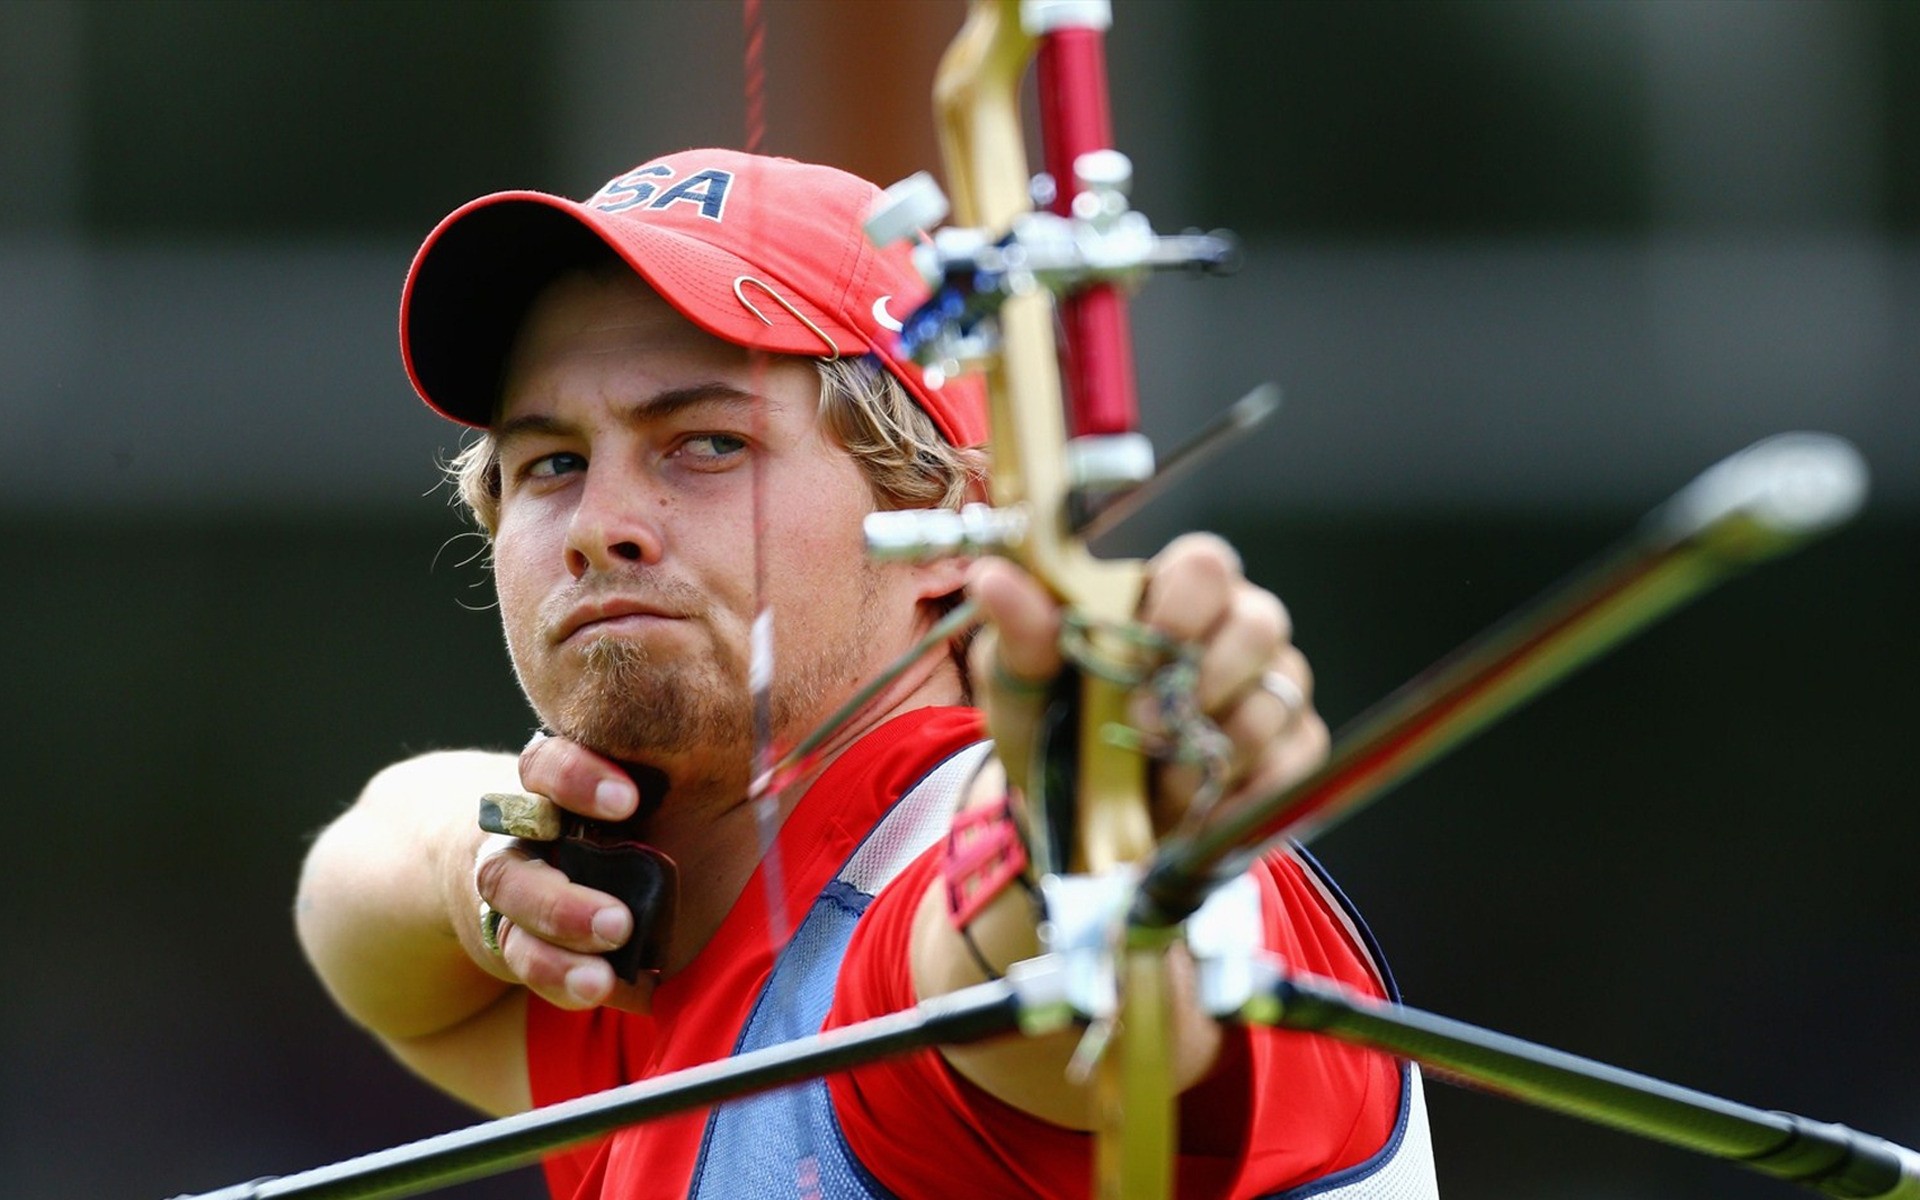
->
[297,149,1436,1198]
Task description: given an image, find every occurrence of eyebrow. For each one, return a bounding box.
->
[494,382,767,448]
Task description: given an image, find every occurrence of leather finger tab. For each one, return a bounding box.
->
[479,792,565,841]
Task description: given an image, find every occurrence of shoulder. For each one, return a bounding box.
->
[358,748,521,810]
[1256,846,1395,999]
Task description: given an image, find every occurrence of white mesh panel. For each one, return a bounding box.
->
[838,740,992,896]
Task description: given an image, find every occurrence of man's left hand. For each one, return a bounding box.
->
[966,531,1327,836]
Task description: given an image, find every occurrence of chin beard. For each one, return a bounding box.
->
[522,567,885,770]
[537,635,855,769]
[546,637,752,764]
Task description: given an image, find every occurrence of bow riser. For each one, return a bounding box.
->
[929,4,1169,1196]
[929,0,1151,836]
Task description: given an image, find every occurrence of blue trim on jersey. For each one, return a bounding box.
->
[1288,840,1402,1004]
[1259,1063,1418,1200]
[1255,842,1417,1200]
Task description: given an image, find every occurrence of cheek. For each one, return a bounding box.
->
[765,474,887,615]
[790,458,876,548]
[491,524,553,647]
[770,505,866,600]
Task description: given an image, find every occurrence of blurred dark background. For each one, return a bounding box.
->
[2,2,1914,1198]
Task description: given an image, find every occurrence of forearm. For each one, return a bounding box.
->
[296,750,521,1041]
[909,762,1222,1130]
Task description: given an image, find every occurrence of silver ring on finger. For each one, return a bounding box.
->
[1260,669,1305,714]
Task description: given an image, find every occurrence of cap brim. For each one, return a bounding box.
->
[401,192,873,428]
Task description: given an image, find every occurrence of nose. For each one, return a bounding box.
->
[564,461,665,579]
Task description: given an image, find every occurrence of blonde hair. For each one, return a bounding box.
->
[448,355,980,535]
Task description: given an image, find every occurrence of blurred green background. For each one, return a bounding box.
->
[2,2,1914,1198]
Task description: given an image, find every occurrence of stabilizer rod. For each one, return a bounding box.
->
[1245,955,1920,1199]
[1135,432,1869,926]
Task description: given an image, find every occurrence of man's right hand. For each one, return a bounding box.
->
[469,737,654,1013]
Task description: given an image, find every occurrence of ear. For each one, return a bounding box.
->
[911,551,975,605]
[911,448,992,603]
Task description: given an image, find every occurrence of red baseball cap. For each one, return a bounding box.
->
[399,148,987,447]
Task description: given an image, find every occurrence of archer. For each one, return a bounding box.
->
[294,146,1437,1199]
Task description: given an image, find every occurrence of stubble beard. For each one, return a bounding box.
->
[556,634,746,763]
[524,567,885,771]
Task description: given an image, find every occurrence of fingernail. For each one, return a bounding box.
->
[565,963,608,1005]
[595,778,637,818]
[592,905,632,947]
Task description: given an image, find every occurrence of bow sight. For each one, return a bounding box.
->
[866,157,1239,522]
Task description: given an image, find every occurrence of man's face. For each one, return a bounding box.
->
[490,270,929,780]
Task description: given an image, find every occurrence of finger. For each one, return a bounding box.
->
[966,558,1065,800]
[1229,644,1313,727]
[1255,648,1315,715]
[475,849,633,957]
[1189,589,1296,715]
[1209,647,1315,782]
[1213,658,1307,767]
[520,734,638,821]
[1139,533,1244,643]
[496,917,620,1010]
[1222,710,1331,810]
[1147,647,1316,830]
[966,557,1064,687]
[1154,709,1331,832]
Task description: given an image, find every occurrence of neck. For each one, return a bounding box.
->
[636,640,967,977]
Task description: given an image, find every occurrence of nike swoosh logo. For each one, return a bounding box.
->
[872,295,904,332]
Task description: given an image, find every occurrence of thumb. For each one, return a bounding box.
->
[968,557,1064,684]
[966,558,1064,797]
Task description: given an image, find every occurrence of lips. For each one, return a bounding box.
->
[552,598,682,645]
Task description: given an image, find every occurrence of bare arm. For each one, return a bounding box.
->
[298,742,655,1116]
[295,750,531,1115]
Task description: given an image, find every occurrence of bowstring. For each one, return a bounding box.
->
[739,3,823,1195]
[740,0,788,953]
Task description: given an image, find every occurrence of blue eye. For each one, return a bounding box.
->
[682,434,748,460]
[527,451,586,479]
